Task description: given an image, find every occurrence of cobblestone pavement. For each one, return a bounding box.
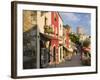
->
[47,53,84,68]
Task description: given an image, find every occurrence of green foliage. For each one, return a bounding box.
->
[44,26,54,34]
[69,33,79,43]
[83,39,90,47]
[49,27,54,34]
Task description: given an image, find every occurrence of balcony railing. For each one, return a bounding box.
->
[44,25,54,34]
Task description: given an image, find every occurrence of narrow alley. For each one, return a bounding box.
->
[47,53,83,68]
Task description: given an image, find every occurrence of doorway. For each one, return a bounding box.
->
[53,46,56,62]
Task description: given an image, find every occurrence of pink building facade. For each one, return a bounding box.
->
[50,12,59,64]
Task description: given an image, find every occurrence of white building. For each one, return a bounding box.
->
[37,11,52,33]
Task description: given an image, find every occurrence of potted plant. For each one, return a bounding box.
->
[81,38,91,65]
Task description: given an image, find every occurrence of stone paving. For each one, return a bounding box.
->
[47,53,84,68]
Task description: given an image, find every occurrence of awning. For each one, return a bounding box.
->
[63,46,73,52]
[40,33,59,40]
[63,46,67,51]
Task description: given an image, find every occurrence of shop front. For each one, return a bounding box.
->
[40,33,52,68]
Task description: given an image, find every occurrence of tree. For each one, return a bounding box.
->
[69,33,79,43]
[83,38,90,47]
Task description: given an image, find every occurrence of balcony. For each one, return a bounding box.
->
[44,25,54,34]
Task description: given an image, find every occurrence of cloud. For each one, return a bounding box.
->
[59,12,91,35]
[60,13,79,21]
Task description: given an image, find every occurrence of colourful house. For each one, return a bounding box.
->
[63,25,73,60]
[23,11,65,68]
[50,12,59,64]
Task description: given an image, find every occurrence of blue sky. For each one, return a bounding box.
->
[59,12,91,35]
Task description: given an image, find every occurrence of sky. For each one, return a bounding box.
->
[59,12,91,35]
